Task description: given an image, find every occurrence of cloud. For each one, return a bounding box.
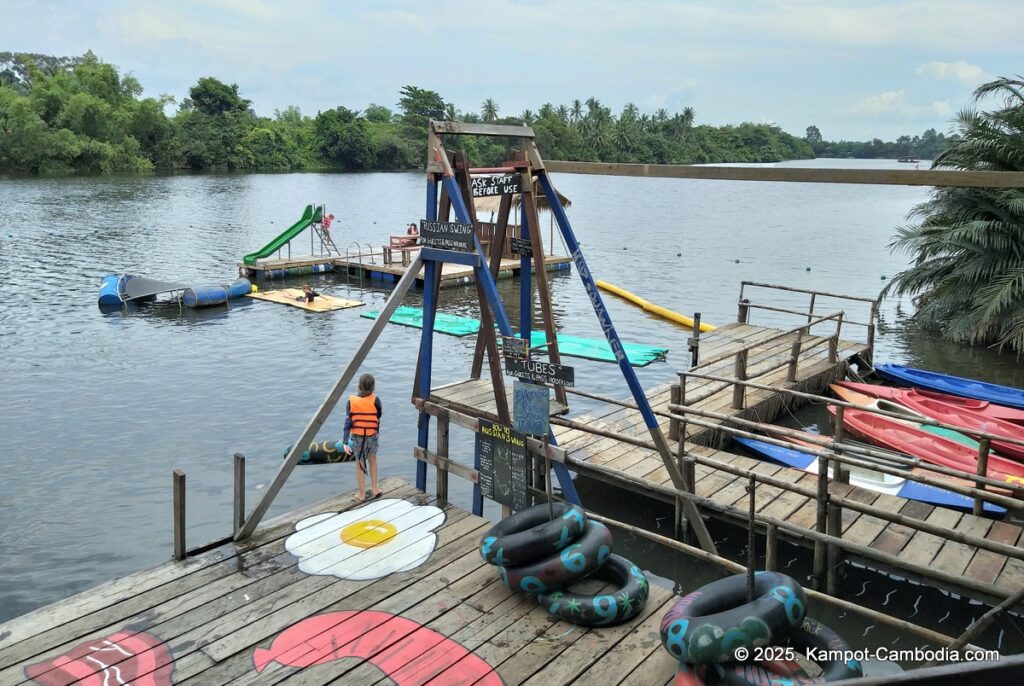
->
[931,100,955,117]
[916,60,987,84]
[849,90,913,116]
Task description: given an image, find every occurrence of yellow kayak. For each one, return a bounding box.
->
[596,281,716,332]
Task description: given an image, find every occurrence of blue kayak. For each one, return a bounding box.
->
[876,363,1024,410]
[734,437,1005,516]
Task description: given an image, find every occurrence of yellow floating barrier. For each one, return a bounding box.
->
[596,280,716,332]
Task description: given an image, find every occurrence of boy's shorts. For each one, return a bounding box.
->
[348,433,379,459]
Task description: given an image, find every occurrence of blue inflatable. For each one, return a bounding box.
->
[182,278,252,308]
[98,274,126,306]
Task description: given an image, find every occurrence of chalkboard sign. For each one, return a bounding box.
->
[501,335,530,359]
[471,174,523,197]
[505,357,575,387]
[419,220,475,251]
[513,381,550,436]
[476,419,530,511]
[510,237,533,257]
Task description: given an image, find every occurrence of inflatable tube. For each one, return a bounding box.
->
[499,521,612,593]
[534,553,649,627]
[259,263,334,280]
[182,278,252,308]
[596,280,716,332]
[479,502,587,567]
[660,572,807,664]
[282,441,356,465]
[98,274,125,306]
[785,618,863,681]
[675,660,812,686]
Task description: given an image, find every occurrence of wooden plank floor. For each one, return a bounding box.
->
[0,478,676,685]
[430,323,1024,604]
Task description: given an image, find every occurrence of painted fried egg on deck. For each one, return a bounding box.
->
[285,499,445,580]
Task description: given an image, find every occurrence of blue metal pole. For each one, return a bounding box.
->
[426,178,438,222]
[416,259,439,492]
[537,174,662,431]
[519,200,532,345]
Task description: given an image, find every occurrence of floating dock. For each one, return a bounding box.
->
[0,479,679,685]
[238,252,572,288]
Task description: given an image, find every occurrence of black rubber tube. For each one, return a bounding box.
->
[479,502,587,567]
[533,553,649,627]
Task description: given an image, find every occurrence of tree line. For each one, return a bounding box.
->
[804,125,957,160]
[0,51,948,176]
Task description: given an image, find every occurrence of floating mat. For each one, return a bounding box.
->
[526,331,668,367]
[360,306,481,337]
[248,288,364,312]
[362,306,668,365]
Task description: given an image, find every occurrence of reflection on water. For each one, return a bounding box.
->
[2,162,1022,657]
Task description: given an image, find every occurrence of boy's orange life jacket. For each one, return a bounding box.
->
[349,394,379,436]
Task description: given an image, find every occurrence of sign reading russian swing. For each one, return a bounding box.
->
[476,419,530,511]
[419,220,475,251]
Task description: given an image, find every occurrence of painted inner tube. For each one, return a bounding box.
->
[282,441,356,465]
[785,618,863,681]
[660,571,807,664]
[499,521,612,594]
[479,502,587,567]
[675,659,813,686]
[534,553,649,627]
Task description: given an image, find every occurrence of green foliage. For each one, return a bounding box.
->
[883,76,1024,352]
[811,124,955,159]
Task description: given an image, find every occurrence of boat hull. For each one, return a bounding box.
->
[835,381,1024,424]
[876,363,1024,410]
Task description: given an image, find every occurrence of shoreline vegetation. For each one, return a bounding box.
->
[2,51,954,177]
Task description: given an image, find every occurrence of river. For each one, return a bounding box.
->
[2,159,1022,660]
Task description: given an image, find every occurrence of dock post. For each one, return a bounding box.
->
[737,298,750,324]
[807,292,816,324]
[732,349,748,409]
[973,437,992,516]
[828,313,844,362]
[173,469,186,561]
[787,327,804,382]
[669,384,682,440]
[827,466,847,595]
[812,456,828,590]
[833,405,846,447]
[689,312,702,367]
[436,411,450,506]
[233,454,245,535]
[765,523,778,571]
[746,475,756,602]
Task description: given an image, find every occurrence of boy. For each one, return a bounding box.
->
[343,373,382,501]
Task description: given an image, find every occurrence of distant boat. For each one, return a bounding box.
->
[898,155,920,163]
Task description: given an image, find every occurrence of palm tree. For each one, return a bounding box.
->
[585,97,602,119]
[638,113,651,132]
[613,119,635,153]
[655,108,669,124]
[620,103,639,123]
[883,76,1024,351]
[556,104,570,122]
[570,99,583,125]
[444,103,458,121]
[682,106,695,128]
[538,103,555,120]
[519,109,535,125]
[481,98,499,122]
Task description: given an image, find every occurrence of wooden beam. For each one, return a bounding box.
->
[545,160,1024,188]
[172,469,185,561]
[234,255,425,540]
[431,120,535,138]
[471,192,513,378]
[232,453,245,535]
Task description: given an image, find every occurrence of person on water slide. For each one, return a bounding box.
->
[322,213,335,237]
[343,373,383,501]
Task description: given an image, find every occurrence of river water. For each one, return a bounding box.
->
[2,159,1022,661]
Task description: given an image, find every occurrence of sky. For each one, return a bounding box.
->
[2,0,1022,140]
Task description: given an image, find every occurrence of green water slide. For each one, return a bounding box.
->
[243,204,323,265]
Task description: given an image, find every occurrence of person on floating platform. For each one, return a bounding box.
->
[343,373,383,501]
[296,284,320,303]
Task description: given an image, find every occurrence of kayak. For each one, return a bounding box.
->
[734,436,1005,515]
[832,407,1024,487]
[835,381,1024,425]
[876,364,1024,410]
[896,394,1024,461]
[829,384,922,419]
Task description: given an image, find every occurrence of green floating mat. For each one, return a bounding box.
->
[361,306,480,337]
[361,306,669,365]
[528,331,668,367]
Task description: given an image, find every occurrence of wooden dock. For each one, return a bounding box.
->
[429,312,1024,606]
[238,253,572,288]
[0,478,679,685]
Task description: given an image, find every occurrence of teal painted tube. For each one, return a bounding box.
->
[182,278,252,308]
[283,440,355,465]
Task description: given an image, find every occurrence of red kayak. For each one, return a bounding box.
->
[836,381,1024,425]
[830,407,1024,488]
[896,394,1024,461]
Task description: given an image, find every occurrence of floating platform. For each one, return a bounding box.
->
[0,478,679,685]
[238,253,572,288]
[248,288,365,312]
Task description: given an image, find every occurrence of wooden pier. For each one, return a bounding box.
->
[428,283,1024,607]
[0,479,678,685]
[238,252,572,288]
